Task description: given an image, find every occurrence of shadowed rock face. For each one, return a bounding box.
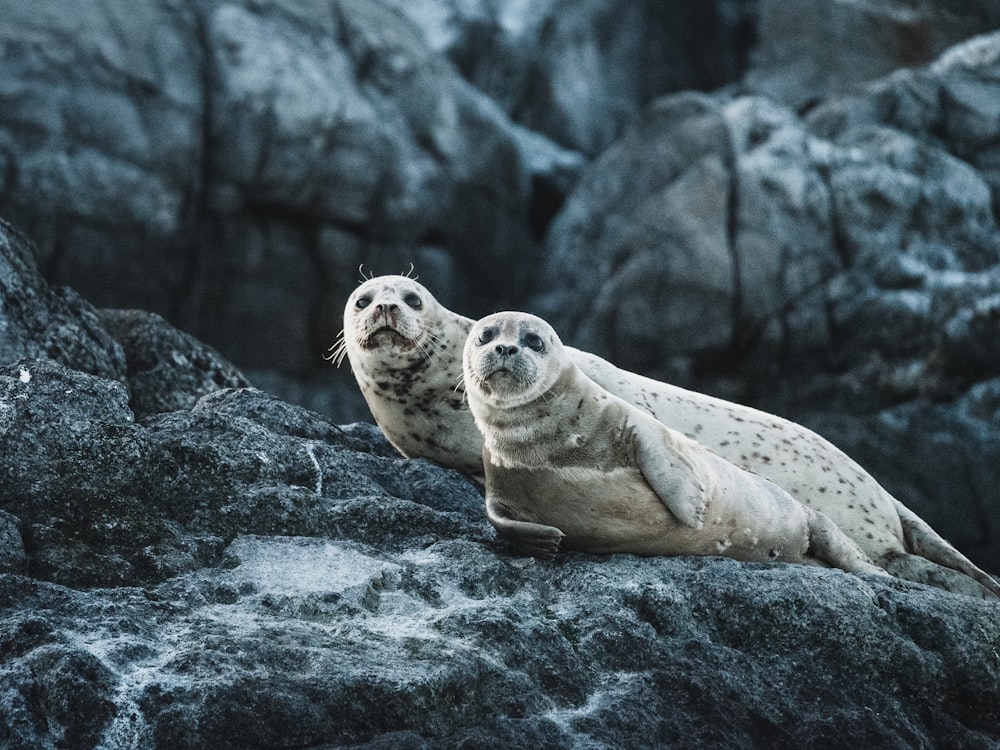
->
[744,0,1000,109]
[0,221,999,749]
[0,0,754,382]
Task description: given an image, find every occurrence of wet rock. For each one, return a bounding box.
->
[0,357,484,589]
[0,216,998,748]
[2,542,999,749]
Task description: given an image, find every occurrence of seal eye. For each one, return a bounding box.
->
[403,293,422,310]
[356,296,372,310]
[524,333,545,353]
[477,328,496,346]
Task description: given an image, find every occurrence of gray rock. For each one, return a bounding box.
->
[0,357,484,588]
[0,510,25,574]
[0,218,124,380]
[808,30,1000,216]
[385,0,758,154]
[744,0,1000,109]
[2,533,999,748]
[98,308,250,419]
[0,0,581,378]
[0,221,998,748]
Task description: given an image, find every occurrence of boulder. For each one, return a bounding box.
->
[743,0,1000,109]
[98,308,250,419]
[2,502,999,748]
[0,0,581,378]
[0,218,124,382]
[0,217,999,747]
[384,0,759,154]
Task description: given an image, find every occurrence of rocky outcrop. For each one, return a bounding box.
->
[0,0,582,383]
[0,219,124,382]
[4,6,1000,741]
[1,215,999,748]
[0,0,761,394]
[98,308,250,419]
[384,0,758,155]
[5,525,1000,749]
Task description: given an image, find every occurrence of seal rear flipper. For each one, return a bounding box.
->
[891,498,1000,599]
[806,509,889,577]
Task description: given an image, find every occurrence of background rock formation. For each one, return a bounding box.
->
[2,4,1000,744]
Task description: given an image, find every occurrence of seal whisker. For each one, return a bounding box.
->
[324,331,350,367]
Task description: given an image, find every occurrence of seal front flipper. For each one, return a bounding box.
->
[485,494,564,560]
[631,415,708,529]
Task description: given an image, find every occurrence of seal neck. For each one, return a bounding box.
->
[474,366,583,467]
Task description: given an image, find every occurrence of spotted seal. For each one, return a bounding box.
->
[461,311,887,576]
[331,276,1000,598]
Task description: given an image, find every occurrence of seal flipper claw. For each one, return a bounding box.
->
[485,493,565,560]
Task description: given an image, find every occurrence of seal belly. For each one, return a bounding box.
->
[491,465,717,557]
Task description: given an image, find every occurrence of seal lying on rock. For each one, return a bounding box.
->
[461,311,887,575]
[334,275,1000,598]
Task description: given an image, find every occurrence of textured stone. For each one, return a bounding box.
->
[0,0,581,377]
[744,0,1000,109]
[385,0,758,154]
[99,308,250,419]
[0,218,124,381]
[0,218,998,748]
[2,534,999,749]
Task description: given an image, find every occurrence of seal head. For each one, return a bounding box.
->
[463,313,562,410]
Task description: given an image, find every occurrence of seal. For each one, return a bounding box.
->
[461,311,888,576]
[333,276,1000,598]
[329,272,480,476]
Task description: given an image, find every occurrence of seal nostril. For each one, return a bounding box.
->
[495,344,518,356]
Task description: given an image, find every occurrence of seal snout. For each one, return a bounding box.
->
[494,343,519,357]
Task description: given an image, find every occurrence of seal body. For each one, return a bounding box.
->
[463,312,886,576]
[336,277,1000,598]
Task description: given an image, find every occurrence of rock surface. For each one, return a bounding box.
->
[384,0,758,155]
[0,0,594,382]
[744,0,1000,109]
[0,0,757,389]
[1,208,1000,750]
